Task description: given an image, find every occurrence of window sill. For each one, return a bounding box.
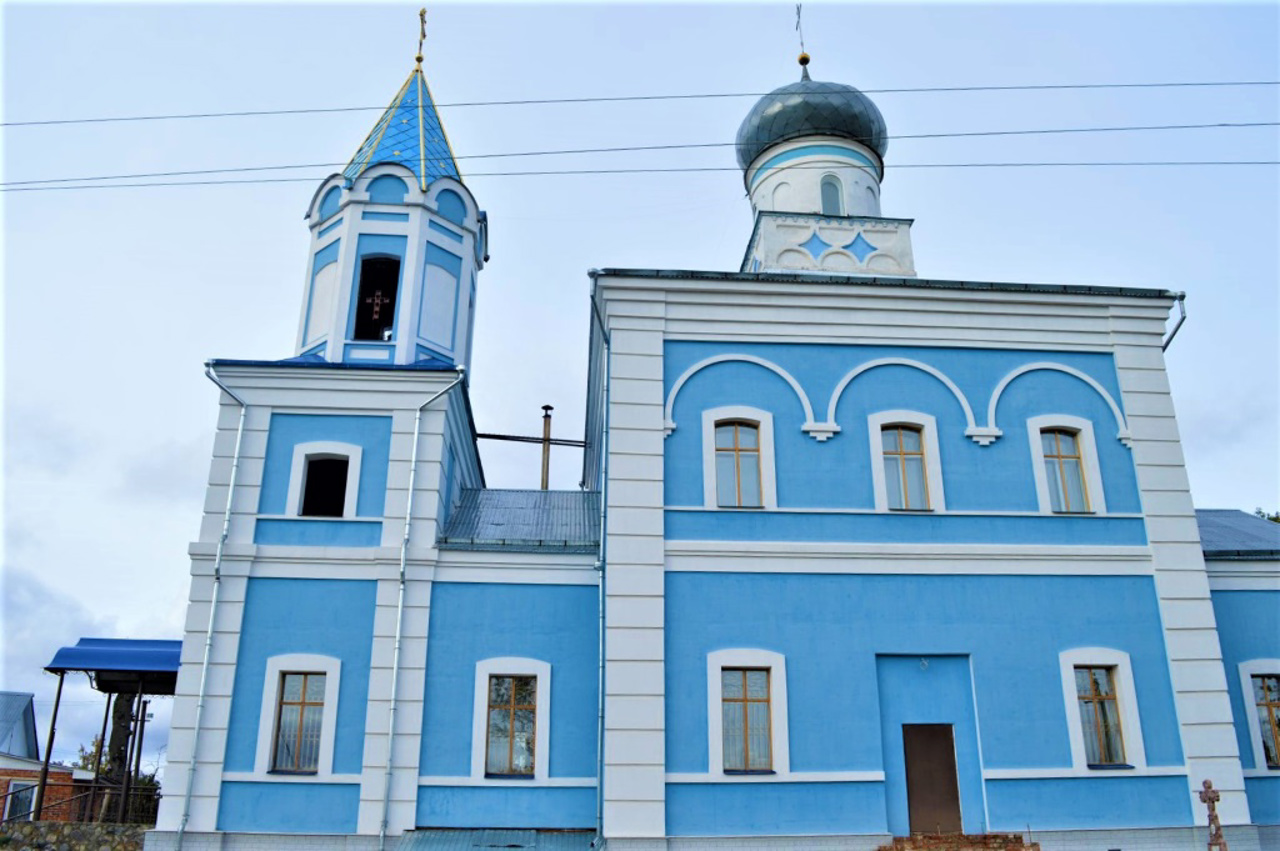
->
[887,508,934,513]
[257,514,371,523]
[1051,511,1098,516]
[713,505,766,511]
[484,773,535,780]
[1086,763,1135,770]
[267,770,319,776]
[722,769,776,776]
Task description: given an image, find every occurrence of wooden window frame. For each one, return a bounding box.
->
[715,419,763,509]
[1252,673,1280,769]
[485,674,537,778]
[721,667,773,773]
[271,671,326,774]
[1074,665,1126,767]
[1042,427,1091,513]
[881,424,931,511]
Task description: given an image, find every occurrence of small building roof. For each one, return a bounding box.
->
[46,638,181,695]
[0,692,39,760]
[437,489,600,554]
[1196,509,1280,559]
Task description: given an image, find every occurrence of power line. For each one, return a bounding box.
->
[4,121,1276,188]
[3,80,1278,128]
[4,161,1277,193]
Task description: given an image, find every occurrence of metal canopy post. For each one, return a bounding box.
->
[32,670,65,821]
[118,684,144,823]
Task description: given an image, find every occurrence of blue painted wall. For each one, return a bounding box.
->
[415,787,594,829]
[367,174,408,204]
[665,573,1188,832]
[417,582,598,828]
[317,186,341,222]
[666,782,886,836]
[436,189,466,225]
[223,579,376,779]
[257,413,392,528]
[986,776,1191,829]
[1210,589,1280,824]
[254,518,382,547]
[217,782,359,833]
[877,656,984,834]
[663,341,1142,547]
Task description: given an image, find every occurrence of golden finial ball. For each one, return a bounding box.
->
[798,52,811,67]
[415,53,424,64]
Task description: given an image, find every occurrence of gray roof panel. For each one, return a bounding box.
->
[438,489,600,554]
[1196,509,1280,558]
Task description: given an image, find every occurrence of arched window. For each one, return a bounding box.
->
[820,175,844,216]
[714,420,762,508]
[1041,428,1090,513]
[881,424,930,510]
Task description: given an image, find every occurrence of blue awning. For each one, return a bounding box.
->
[45,638,181,695]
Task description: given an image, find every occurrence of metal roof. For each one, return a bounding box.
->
[343,66,461,191]
[400,830,595,850]
[736,76,888,169]
[437,489,601,554]
[46,638,182,695]
[0,692,38,759]
[1196,509,1280,559]
[592,267,1178,300]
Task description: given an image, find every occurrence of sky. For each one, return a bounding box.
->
[2,2,1277,779]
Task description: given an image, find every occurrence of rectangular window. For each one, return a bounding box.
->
[1042,429,1090,513]
[1075,666,1125,766]
[1253,674,1280,768]
[4,781,35,821]
[881,425,929,510]
[300,456,350,517]
[486,675,536,776]
[272,672,326,773]
[721,668,772,772]
[715,421,762,508]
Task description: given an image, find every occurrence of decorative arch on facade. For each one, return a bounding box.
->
[664,354,821,438]
[820,358,979,443]
[984,362,1132,447]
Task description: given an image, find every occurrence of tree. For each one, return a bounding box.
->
[1255,508,1280,523]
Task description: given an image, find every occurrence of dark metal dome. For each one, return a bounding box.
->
[736,77,888,171]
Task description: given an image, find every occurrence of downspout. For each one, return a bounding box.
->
[589,281,611,847]
[1161,291,1187,351]
[379,369,465,851]
[177,365,248,849]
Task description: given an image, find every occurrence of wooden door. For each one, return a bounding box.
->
[903,723,962,834]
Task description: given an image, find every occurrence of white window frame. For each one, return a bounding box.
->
[3,780,36,821]
[702,406,778,510]
[1058,647,1146,770]
[707,648,790,777]
[868,410,945,512]
[1239,659,1280,771]
[285,441,363,518]
[1028,415,1106,515]
[253,653,341,779]
[471,657,551,781]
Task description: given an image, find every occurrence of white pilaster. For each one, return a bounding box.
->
[1113,320,1251,826]
[603,310,669,838]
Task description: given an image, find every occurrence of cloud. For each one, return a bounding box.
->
[0,568,169,776]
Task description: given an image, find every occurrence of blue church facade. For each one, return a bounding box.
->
[147,27,1280,851]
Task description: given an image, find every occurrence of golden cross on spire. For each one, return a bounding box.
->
[416,8,426,66]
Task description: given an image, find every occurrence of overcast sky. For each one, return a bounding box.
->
[3,2,1277,778]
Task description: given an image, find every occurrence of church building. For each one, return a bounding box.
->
[147,22,1279,851]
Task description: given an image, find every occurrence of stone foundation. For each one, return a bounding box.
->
[0,821,150,851]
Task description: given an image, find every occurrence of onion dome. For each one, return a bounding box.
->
[736,72,889,171]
